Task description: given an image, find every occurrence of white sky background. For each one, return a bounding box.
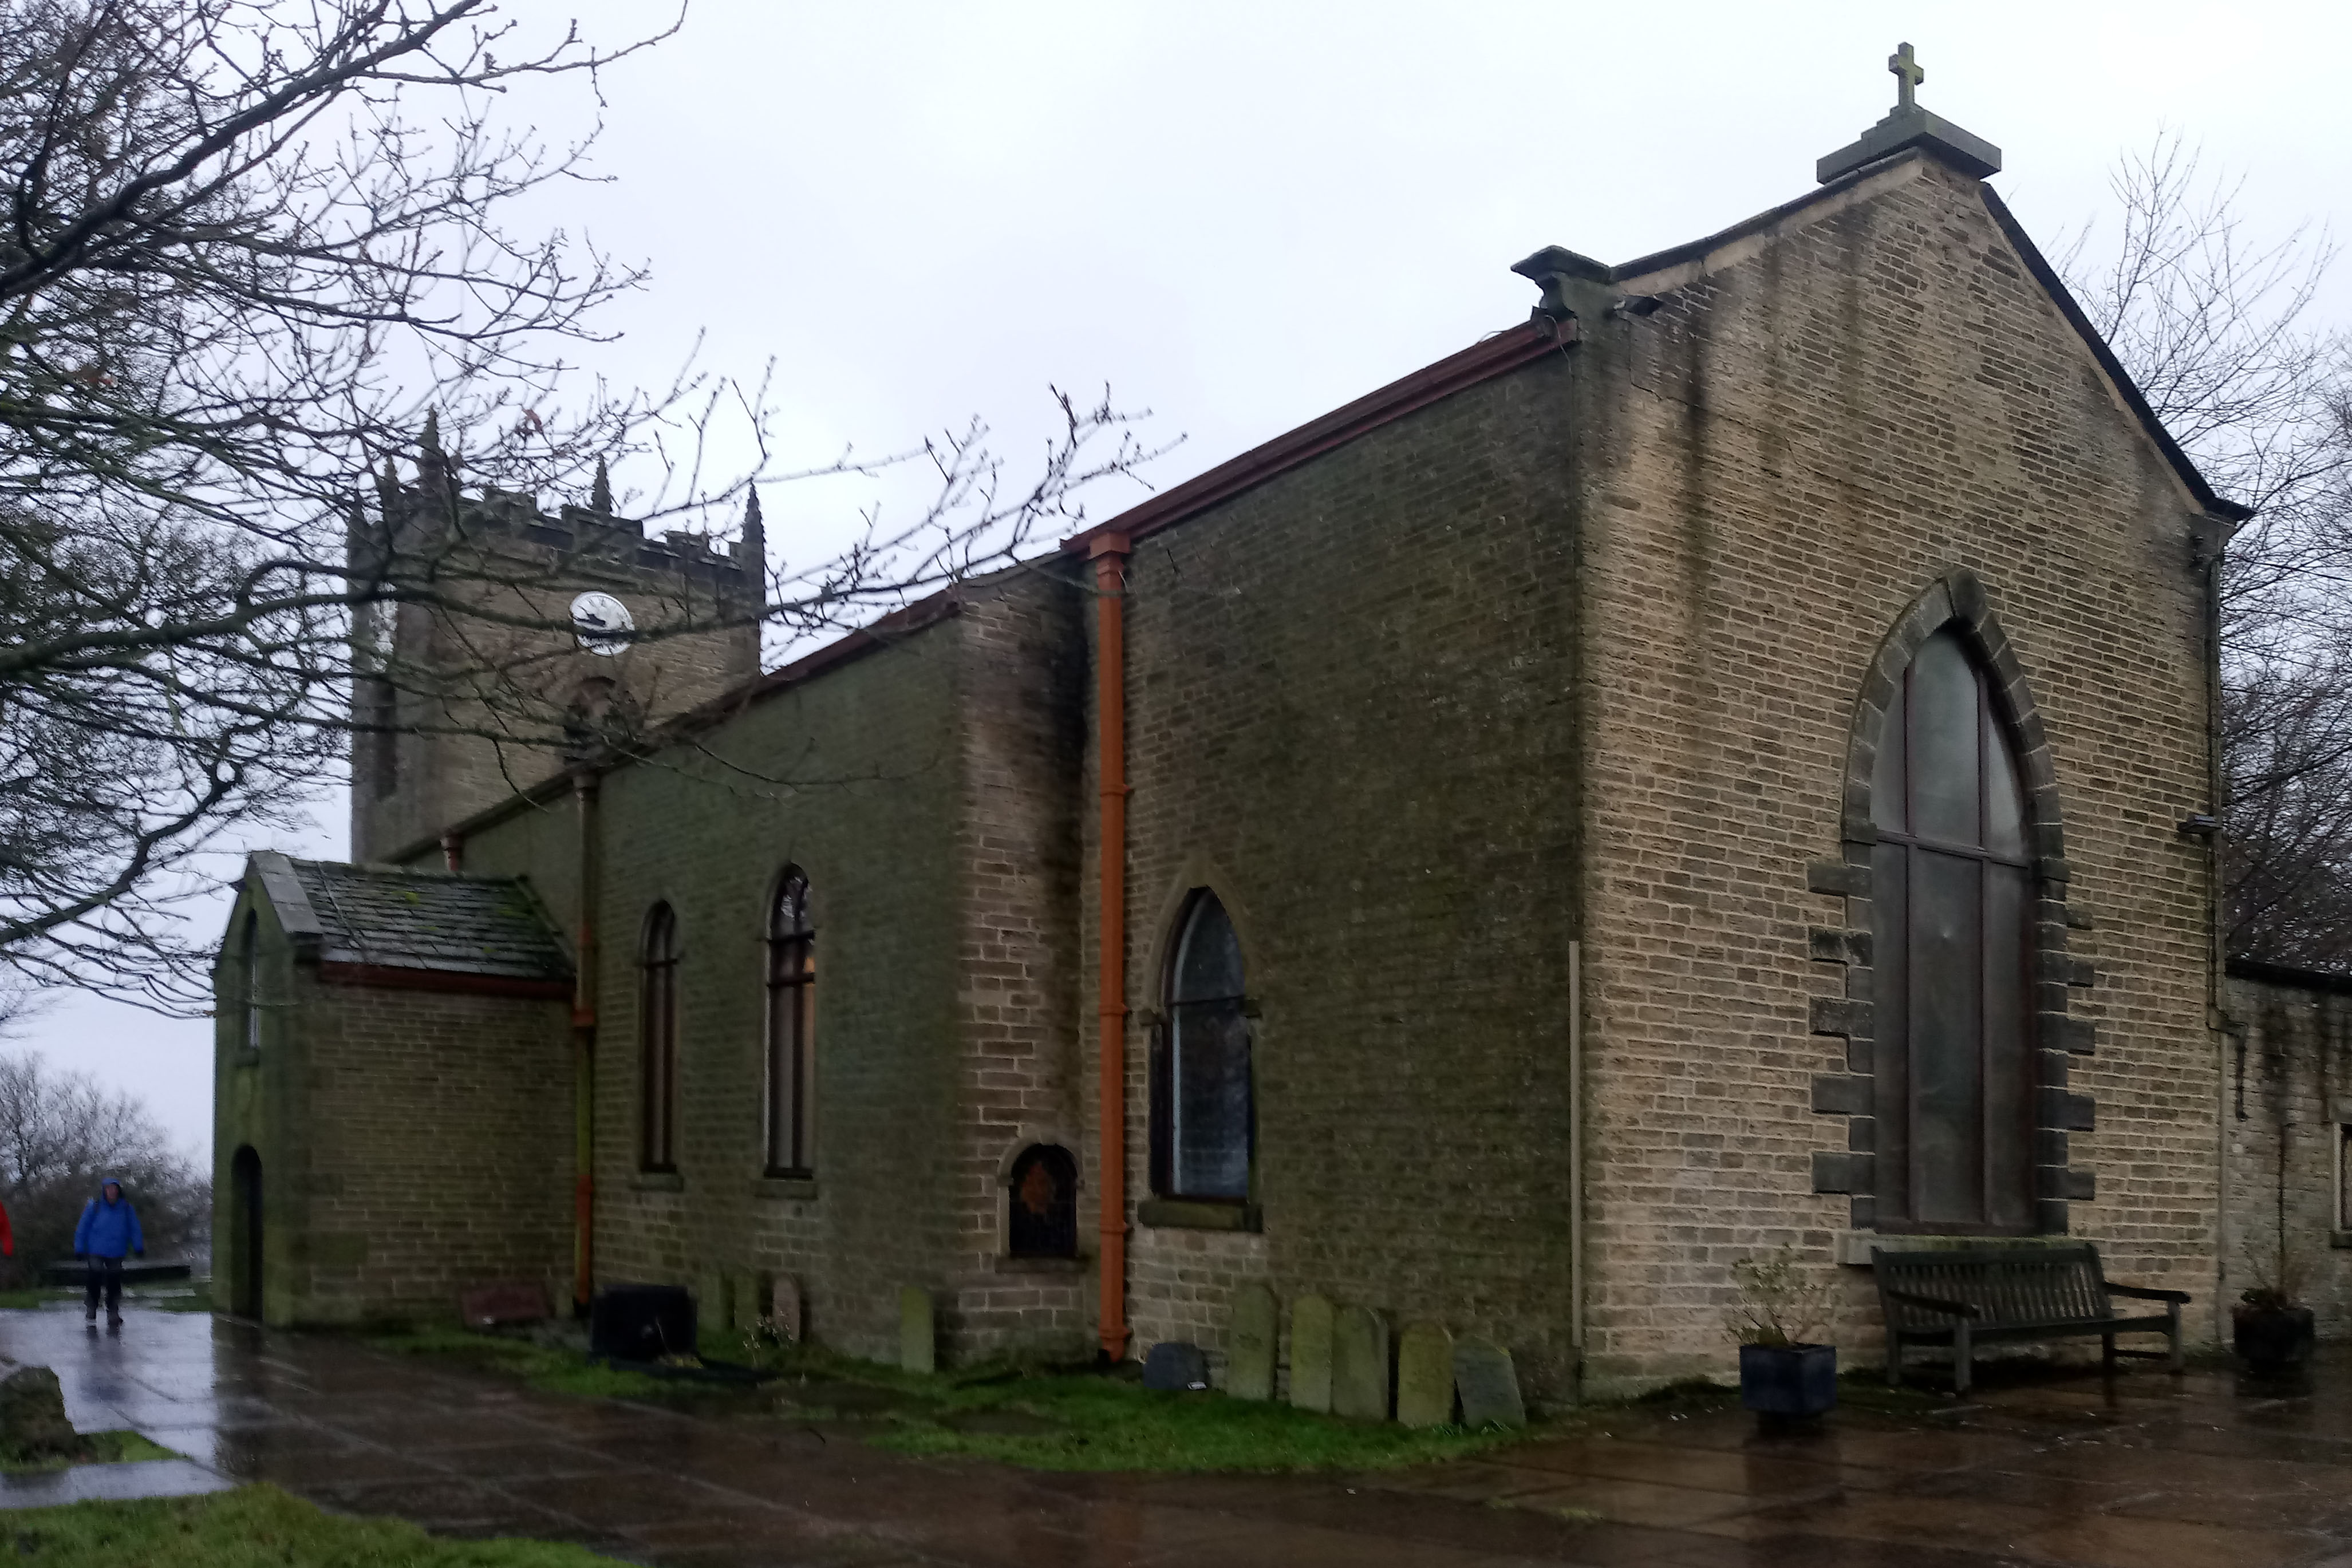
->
[21,0,2352,1163]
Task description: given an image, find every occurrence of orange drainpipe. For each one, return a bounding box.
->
[572,773,600,1315]
[1091,533,1133,1361]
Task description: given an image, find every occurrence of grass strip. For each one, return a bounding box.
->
[368,1328,675,1400]
[380,1321,1539,1472]
[711,1333,1529,1472]
[865,1370,1526,1471]
[0,1430,179,1475]
[0,1484,625,1566]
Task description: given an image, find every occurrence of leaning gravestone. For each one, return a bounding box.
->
[1332,1305,1392,1421]
[1141,1341,1210,1392]
[697,1272,731,1340]
[0,1368,83,1463]
[1395,1322,1455,1428]
[1226,1283,1278,1402]
[732,1273,765,1333]
[1287,1294,1334,1413]
[1452,1336,1526,1429]
[771,1275,804,1344]
[899,1286,936,1375]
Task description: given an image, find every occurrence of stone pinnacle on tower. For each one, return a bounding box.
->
[738,485,766,589]
[589,457,613,514]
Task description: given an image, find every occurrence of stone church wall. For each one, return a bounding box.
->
[276,976,573,1324]
[442,575,1093,1365]
[213,887,573,1326]
[2224,970,2352,1338]
[1574,152,2223,1388]
[946,580,1091,1356]
[1095,354,1588,1401]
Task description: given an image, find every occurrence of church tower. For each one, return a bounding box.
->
[348,428,763,861]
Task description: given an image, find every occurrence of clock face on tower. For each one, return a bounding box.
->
[569,591,633,656]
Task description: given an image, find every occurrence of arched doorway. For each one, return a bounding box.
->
[227,1147,263,1320]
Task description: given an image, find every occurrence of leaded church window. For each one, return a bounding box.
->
[1152,891,1252,1202]
[640,902,680,1172]
[1870,628,2035,1233]
[764,870,815,1176]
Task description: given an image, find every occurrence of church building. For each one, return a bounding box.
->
[214,60,2352,1401]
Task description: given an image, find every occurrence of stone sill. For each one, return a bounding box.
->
[630,1171,685,1194]
[1138,1198,1260,1233]
[992,1255,1085,1274]
[2331,1230,2352,1251]
[1837,1230,2075,1267]
[754,1175,819,1202]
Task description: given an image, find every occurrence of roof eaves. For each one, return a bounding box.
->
[1059,318,1574,558]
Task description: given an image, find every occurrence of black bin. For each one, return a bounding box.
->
[591,1283,696,1361]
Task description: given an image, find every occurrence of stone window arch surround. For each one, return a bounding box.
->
[1806,567,2098,1236]
[1132,860,1266,1231]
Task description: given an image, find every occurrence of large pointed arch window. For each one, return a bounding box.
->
[639,903,680,1172]
[1870,628,2034,1233]
[763,870,815,1176]
[1151,891,1252,1202]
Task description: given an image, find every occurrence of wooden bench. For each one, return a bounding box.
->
[1873,1243,2189,1395]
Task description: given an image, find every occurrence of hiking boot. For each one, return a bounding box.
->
[105,1313,121,1329]
[83,1305,95,1324]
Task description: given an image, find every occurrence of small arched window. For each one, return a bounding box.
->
[1871,627,2034,1232]
[1151,891,1252,1202]
[764,869,815,1176]
[1008,1144,1078,1258]
[639,903,680,1172]
[240,910,262,1054]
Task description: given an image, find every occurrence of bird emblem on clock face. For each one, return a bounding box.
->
[569,591,633,655]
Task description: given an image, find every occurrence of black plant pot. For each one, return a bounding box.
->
[1739,1342,1837,1418]
[2232,1305,2315,1374]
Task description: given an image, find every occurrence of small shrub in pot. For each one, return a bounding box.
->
[2232,1237,2314,1376]
[1728,1247,1837,1420]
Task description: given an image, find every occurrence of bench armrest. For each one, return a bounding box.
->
[1883,1286,1982,1320]
[2104,1282,2192,1305]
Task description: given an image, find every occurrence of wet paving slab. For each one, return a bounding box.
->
[0,1303,2349,1565]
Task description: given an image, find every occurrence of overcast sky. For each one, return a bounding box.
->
[27,0,2352,1163]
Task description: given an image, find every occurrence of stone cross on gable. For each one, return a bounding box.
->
[1888,42,1924,110]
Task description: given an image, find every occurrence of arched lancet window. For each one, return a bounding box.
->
[1871,627,2034,1232]
[1007,1144,1078,1258]
[240,909,262,1054]
[639,903,680,1172]
[1151,891,1252,1202]
[764,869,815,1176]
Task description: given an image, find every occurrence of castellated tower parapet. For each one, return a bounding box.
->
[349,435,761,862]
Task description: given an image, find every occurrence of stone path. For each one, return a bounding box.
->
[3,1303,2352,1565]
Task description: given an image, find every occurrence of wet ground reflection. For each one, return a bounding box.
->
[0,1302,2346,1566]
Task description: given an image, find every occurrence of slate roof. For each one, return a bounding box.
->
[255,854,571,981]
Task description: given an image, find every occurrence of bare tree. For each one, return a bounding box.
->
[0,1050,206,1281]
[0,1,1159,1011]
[2065,136,2352,970]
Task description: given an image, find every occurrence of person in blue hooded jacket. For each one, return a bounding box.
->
[73,1176,144,1327]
